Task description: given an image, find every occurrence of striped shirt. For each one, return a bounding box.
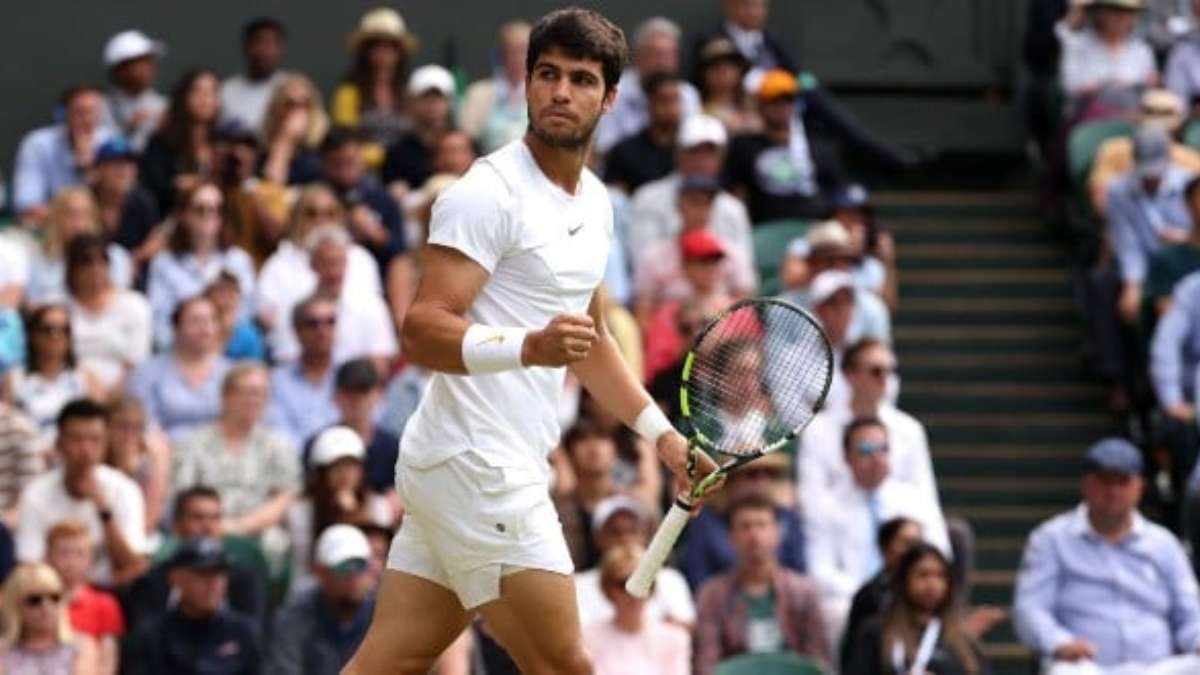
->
[0,406,38,511]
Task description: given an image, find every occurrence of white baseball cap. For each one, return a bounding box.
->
[315,524,371,569]
[809,270,856,305]
[104,30,165,67]
[677,114,727,149]
[309,426,365,469]
[408,64,455,97]
[591,494,649,533]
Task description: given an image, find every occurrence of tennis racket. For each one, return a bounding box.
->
[626,297,833,598]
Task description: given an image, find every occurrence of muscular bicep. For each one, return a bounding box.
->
[584,288,611,340]
[401,245,492,372]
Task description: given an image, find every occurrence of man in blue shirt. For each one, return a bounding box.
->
[266,296,340,449]
[1014,438,1200,674]
[12,85,111,223]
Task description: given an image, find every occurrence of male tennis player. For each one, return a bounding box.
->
[342,8,706,675]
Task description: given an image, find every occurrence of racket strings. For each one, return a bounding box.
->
[687,302,832,457]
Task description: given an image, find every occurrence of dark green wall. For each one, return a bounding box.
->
[0,0,1026,176]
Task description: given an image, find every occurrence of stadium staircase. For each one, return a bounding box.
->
[879,190,1112,675]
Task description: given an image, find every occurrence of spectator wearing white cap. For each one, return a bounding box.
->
[381,64,456,197]
[784,223,892,345]
[574,495,695,629]
[286,426,392,601]
[629,114,753,265]
[267,524,377,675]
[100,30,167,152]
[220,17,290,133]
[1059,0,1157,119]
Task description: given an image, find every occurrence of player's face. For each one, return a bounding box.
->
[526,47,615,150]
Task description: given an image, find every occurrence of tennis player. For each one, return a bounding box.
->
[342,8,706,675]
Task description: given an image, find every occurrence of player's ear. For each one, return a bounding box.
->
[601,84,619,114]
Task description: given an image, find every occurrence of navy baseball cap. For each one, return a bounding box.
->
[95,137,138,163]
[168,537,231,571]
[831,183,870,210]
[1083,438,1143,476]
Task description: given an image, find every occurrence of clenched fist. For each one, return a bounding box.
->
[522,313,598,367]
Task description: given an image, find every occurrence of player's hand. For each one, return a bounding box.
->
[1053,638,1097,662]
[522,313,597,366]
[656,431,722,504]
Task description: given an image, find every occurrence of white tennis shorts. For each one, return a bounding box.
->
[386,450,573,609]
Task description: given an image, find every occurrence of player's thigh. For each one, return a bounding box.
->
[477,569,592,675]
[341,569,470,675]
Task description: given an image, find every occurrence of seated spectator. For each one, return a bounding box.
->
[595,16,701,155]
[321,127,406,280]
[139,69,220,214]
[2,187,132,307]
[693,0,797,74]
[832,184,899,310]
[839,517,924,673]
[16,399,147,587]
[582,543,691,675]
[695,494,829,675]
[44,519,124,674]
[1014,438,1200,675]
[12,84,110,224]
[1166,2,1200,110]
[213,121,290,270]
[647,298,712,423]
[331,8,419,169]
[805,417,951,647]
[1147,176,1200,323]
[286,426,392,598]
[104,396,171,539]
[1060,0,1156,121]
[266,296,340,448]
[378,362,431,440]
[694,36,759,136]
[256,184,382,359]
[1089,89,1200,215]
[604,73,683,194]
[575,495,695,628]
[628,114,753,263]
[331,359,399,496]
[205,272,266,361]
[683,452,806,590]
[0,563,101,674]
[87,137,162,272]
[786,224,892,344]
[459,21,531,153]
[259,74,328,186]
[122,486,267,631]
[146,181,256,347]
[843,543,987,675]
[0,401,39,523]
[100,30,166,151]
[1150,270,1200,426]
[127,296,231,441]
[1109,125,1194,324]
[428,130,477,180]
[5,304,103,446]
[267,524,377,674]
[173,363,300,537]
[723,70,845,224]
[123,538,261,675]
[220,17,289,133]
[382,65,456,194]
[66,235,152,393]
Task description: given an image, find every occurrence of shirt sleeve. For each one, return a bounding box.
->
[1163,534,1200,653]
[1165,44,1196,104]
[112,476,148,555]
[1013,523,1076,655]
[1150,275,1200,408]
[363,296,399,359]
[426,164,515,273]
[692,581,725,675]
[14,483,46,562]
[12,130,49,215]
[1106,184,1150,283]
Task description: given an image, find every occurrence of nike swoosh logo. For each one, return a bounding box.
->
[477,333,505,346]
[568,222,584,236]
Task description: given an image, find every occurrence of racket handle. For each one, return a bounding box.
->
[626,498,693,598]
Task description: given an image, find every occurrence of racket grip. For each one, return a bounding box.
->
[626,498,693,598]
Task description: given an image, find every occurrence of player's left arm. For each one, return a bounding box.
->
[570,289,690,494]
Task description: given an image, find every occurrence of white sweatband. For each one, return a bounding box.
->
[461,324,529,374]
[633,403,674,441]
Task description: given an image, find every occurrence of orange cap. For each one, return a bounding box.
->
[756,69,799,101]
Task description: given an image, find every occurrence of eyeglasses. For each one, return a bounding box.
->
[34,324,69,337]
[301,316,337,329]
[855,440,888,456]
[23,593,60,608]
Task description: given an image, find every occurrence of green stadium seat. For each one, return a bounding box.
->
[1067,118,1134,193]
[753,220,811,296]
[714,652,826,675]
[1184,119,1200,151]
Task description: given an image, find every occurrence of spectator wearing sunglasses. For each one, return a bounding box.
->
[0,562,101,674]
[266,296,341,449]
[804,417,950,652]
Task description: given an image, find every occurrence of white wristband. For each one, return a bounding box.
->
[633,403,674,442]
[461,324,529,374]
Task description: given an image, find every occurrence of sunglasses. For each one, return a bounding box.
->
[24,593,60,608]
[856,440,888,456]
[301,316,337,329]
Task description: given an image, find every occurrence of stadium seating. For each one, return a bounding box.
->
[752,219,811,296]
[714,652,825,675]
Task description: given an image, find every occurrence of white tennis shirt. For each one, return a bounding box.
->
[400,139,613,472]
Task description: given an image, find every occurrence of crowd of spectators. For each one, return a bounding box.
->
[1,1,1196,674]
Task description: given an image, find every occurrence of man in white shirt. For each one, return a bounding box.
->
[344,10,704,674]
[628,114,754,264]
[575,494,695,628]
[804,417,949,649]
[100,30,167,151]
[220,17,289,132]
[16,399,147,586]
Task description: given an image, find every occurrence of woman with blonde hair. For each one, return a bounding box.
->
[260,74,330,186]
[0,562,101,674]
